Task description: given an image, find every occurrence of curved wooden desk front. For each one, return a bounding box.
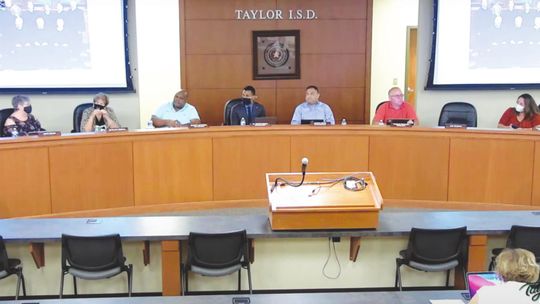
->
[1,125,540,218]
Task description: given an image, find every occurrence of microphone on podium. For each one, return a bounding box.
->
[299,157,309,186]
[270,157,309,192]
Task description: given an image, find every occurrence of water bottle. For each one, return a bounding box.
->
[146,120,154,129]
[11,129,18,138]
[240,117,246,126]
[341,118,347,125]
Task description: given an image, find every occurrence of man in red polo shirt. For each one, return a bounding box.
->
[372,87,419,125]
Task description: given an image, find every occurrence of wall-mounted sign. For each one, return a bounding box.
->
[235,9,317,20]
[252,30,300,80]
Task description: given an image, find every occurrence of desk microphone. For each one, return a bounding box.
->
[300,157,309,186]
[270,157,309,192]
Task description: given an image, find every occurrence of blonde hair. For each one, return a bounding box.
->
[495,248,539,283]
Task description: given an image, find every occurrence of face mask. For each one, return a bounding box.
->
[94,104,105,110]
[23,105,32,114]
[515,104,524,113]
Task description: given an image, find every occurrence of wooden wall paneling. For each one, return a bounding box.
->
[185,0,277,20]
[186,55,276,89]
[49,142,134,213]
[133,137,213,205]
[449,138,534,205]
[180,0,187,88]
[532,142,540,206]
[364,0,373,123]
[276,88,365,125]
[0,148,51,217]
[189,88,277,126]
[277,20,367,54]
[368,135,450,201]
[213,135,290,200]
[275,54,366,88]
[185,20,277,55]
[276,0,368,19]
[290,135,369,172]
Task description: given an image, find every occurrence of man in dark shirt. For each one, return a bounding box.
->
[230,85,266,125]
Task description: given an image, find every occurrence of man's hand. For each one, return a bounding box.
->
[167,120,180,127]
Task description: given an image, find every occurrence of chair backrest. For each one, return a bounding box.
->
[506,225,540,259]
[0,108,15,137]
[61,234,125,271]
[188,230,248,269]
[438,102,477,127]
[223,99,244,125]
[71,103,93,132]
[407,227,468,264]
[0,236,10,272]
[375,101,387,112]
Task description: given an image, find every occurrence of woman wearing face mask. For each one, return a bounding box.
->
[498,94,540,129]
[80,93,120,132]
[2,95,43,137]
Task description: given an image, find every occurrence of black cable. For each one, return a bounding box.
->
[322,238,341,279]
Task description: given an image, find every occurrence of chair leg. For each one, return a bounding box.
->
[394,262,399,288]
[59,272,65,299]
[20,272,26,296]
[127,265,133,297]
[397,265,403,291]
[73,276,78,295]
[247,266,253,295]
[181,265,186,296]
[462,265,467,288]
[237,269,242,291]
[15,272,21,300]
[184,268,189,295]
[488,257,495,271]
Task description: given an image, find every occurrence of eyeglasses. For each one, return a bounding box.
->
[390,94,404,98]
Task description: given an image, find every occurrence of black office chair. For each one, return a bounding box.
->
[489,225,540,271]
[438,102,477,127]
[0,108,15,137]
[375,101,387,112]
[71,103,93,132]
[60,234,133,298]
[223,99,244,125]
[182,230,252,295]
[395,227,468,291]
[0,236,26,300]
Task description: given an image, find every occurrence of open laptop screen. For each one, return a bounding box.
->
[301,119,324,125]
[466,271,503,298]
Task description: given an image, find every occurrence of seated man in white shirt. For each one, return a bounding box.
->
[290,85,335,125]
[151,90,201,127]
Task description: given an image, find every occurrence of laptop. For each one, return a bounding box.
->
[386,119,414,126]
[463,271,503,300]
[301,119,324,125]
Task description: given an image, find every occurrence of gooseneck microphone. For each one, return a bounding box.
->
[270,157,309,193]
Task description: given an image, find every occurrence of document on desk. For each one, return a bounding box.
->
[430,300,465,304]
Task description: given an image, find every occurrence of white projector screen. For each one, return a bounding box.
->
[0,0,133,92]
[426,0,540,89]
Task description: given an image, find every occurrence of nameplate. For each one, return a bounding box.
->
[189,124,208,128]
[86,218,102,224]
[252,122,269,127]
[445,123,467,129]
[107,127,129,133]
[29,131,61,137]
[312,122,327,126]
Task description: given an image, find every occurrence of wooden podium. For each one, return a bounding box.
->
[266,172,383,230]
